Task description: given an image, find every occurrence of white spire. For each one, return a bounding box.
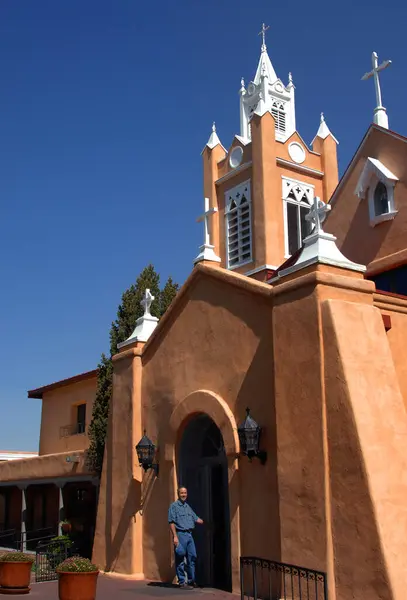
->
[206,122,221,149]
[117,289,158,348]
[312,112,339,144]
[254,23,277,84]
[361,51,392,129]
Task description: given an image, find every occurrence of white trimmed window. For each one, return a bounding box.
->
[225,180,252,268]
[271,100,286,133]
[282,178,314,256]
[355,157,398,227]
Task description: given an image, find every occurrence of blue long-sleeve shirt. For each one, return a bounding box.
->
[168,499,199,531]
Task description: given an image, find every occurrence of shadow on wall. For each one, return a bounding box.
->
[234,330,280,563]
[103,395,143,573]
[341,199,393,267]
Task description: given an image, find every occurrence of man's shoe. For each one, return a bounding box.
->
[189,582,199,589]
[179,583,192,589]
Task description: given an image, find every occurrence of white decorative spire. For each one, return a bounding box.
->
[117,289,159,349]
[287,72,293,86]
[206,122,221,149]
[361,51,392,129]
[271,198,366,281]
[194,197,221,265]
[254,23,277,84]
[312,112,339,145]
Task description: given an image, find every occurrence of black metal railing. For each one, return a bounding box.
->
[0,529,16,548]
[0,527,56,551]
[240,557,328,600]
[35,538,76,582]
[60,422,86,437]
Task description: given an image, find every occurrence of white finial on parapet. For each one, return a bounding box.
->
[361,51,392,129]
[194,197,221,265]
[117,288,159,349]
[305,196,331,235]
[270,197,366,281]
[288,72,293,84]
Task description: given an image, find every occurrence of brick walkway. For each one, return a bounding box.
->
[26,576,238,599]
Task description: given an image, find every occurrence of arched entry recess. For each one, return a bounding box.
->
[168,390,240,592]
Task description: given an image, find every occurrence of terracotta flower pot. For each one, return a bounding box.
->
[0,561,32,595]
[58,571,99,600]
[61,524,71,534]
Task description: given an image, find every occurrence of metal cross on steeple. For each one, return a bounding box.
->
[361,51,392,129]
[258,23,269,51]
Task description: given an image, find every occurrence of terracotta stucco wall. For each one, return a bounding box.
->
[39,377,97,456]
[139,272,276,587]
[373,292,407,412]
[326,128,407,272]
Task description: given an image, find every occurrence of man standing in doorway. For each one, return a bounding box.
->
[168,487,204,589]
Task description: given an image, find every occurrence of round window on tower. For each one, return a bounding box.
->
[288,142,306,164]
[229,146,244,169]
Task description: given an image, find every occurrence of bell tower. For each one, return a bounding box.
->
[200,25,339,282]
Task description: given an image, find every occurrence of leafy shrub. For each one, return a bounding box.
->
[0,552,34,563]
[56,557,98,573]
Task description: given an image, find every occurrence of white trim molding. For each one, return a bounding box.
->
[276,158,324,178]
[225,180,252,269]
[244,264,278,276]
[216,161,252,185]
[355,157,398,227]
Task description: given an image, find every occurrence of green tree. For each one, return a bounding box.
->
[87,265,179,474]
[160,276,179,315]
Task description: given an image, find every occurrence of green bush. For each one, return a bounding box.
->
[0,552,34,563]
[56,557,98,573]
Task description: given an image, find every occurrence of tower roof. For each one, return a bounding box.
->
[206,122,222,150]
[312,113,339,145]
[253,44,277,85]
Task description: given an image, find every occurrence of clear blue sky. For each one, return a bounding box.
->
[0,0,405,450]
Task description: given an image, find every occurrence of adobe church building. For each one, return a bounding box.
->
[1,30,407,600]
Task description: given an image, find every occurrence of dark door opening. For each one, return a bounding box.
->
[178,414,231,591]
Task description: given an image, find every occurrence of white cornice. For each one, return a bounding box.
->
[276,158,324,177]
[215,161,252,185]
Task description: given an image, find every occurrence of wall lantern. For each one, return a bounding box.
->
[135,431,159,476]
[238,408,267,465]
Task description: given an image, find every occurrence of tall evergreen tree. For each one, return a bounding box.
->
[160,276,179,316]
[87,265,178,474]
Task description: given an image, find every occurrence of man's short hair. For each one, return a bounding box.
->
[177,486,187,493]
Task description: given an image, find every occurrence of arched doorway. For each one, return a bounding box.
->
[178,414,232,591]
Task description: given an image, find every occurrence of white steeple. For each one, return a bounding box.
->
[254,24,277,84]
[117,289,159,348]
[206,122,222,149]
[361,51,392,129]
[239,24,296,143]
[312,113,339,145]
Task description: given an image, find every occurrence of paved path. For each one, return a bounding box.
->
[25,576,238,599]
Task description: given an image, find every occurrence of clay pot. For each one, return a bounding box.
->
[58,571,99,600]
[61,523,71,534]
[0,561,32,595]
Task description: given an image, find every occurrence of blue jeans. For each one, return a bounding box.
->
[174,531,197,584]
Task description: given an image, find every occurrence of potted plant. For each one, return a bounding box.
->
[56,556,99,600]
[60,520,72,534]
[0,551,35,595]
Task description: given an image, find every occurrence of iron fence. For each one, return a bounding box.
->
[240,557,328,600]
[35,538,76,582]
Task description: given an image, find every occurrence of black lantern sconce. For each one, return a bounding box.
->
[238,408,267,465]
[135,431,159,476]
